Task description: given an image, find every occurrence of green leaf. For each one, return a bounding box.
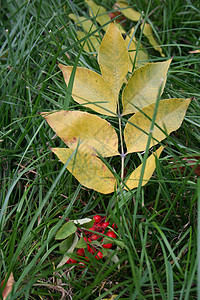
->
[98,23,129,99]
[124,98,191,154]
[43,110,119,157]
[125,146,164,190]
[116,1,142,21]
[52,148,116,194]
[55,220,77,240]
[69,14,98,34]
[141,23,165,57]
[75,236,87,249]
[59,234,75,252]
[57,234,79,268]
[59,64,117,116]
[122,59,172,115]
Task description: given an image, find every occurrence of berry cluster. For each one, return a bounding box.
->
[66,215,117,265]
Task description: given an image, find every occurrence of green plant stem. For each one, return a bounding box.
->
[118,114,125,181]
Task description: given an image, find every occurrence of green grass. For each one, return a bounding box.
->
[1,0,200,299]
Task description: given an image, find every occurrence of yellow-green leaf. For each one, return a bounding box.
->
[122,59,172,115]
[98,23,129,99]
[116,1,142,21]
[55,221,77,240]
[59,64,117,116]
[124,98,191,154]
[125,146,164,190]
[69,14,98,34]
[141,23,165,57]
[43,110,119,157]
[52,148,116,194]
[77,31,101,54]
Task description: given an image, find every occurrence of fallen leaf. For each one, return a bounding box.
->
[124,98,191,154]
[98,22,129,99]
[43,110,119,157]
[122,59,172,115]
[116,1,142,21]
[68,14,98,34]
[58,64,117,116]
[1,272,14,300]
[125,146,164,190]
[76,31,101,54]
[141,23,165,57]
[52,148,116,194]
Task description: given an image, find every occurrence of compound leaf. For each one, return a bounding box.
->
[59,64,117,116]
[98,23,129,99]
[52,148,116,194]
[122,59,172,115]
[125,146,164,190]
[43,110,119,157]
[124,98,191,154]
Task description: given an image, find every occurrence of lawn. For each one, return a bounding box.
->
[1,0,200,299]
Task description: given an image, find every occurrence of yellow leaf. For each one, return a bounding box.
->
[124,98,191,154]
[85,0,125,34]
[85,0,110,32]
[52,148,116,194]
[125,28,149,72]
[59,64,117,116]
[43,110,119,157]
[122,59,172,115]
[116,1,142,21]
[141,23,165,57]
[77,31,101,54]
[68,14,98,35]
[125,146,164,190]
[1,272,14,300]
[98,23,129,99]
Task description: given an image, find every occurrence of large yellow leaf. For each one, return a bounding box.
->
[43,110,119,157]
[116,1,142,21]
[124,98,191,154]
[141,23,165,57]
[125,146,164,190]
[77,31,101,54]
[122,59,172,115]
[52,148,116,194]
[98,23,129,99]
[69,14,98,35]
[59,64,117,116]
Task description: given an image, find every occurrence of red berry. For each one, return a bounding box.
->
[93,215,101,223]
[91,234,99,240]
[107,231,117,239]
[102,221,109,228]
[112,223,118,230]
[95,251,103,259]
[87,245,95,254]
[102,243,113,249]
[66,258,77,264]
[77,248,85,256]
[89,226,96,231]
